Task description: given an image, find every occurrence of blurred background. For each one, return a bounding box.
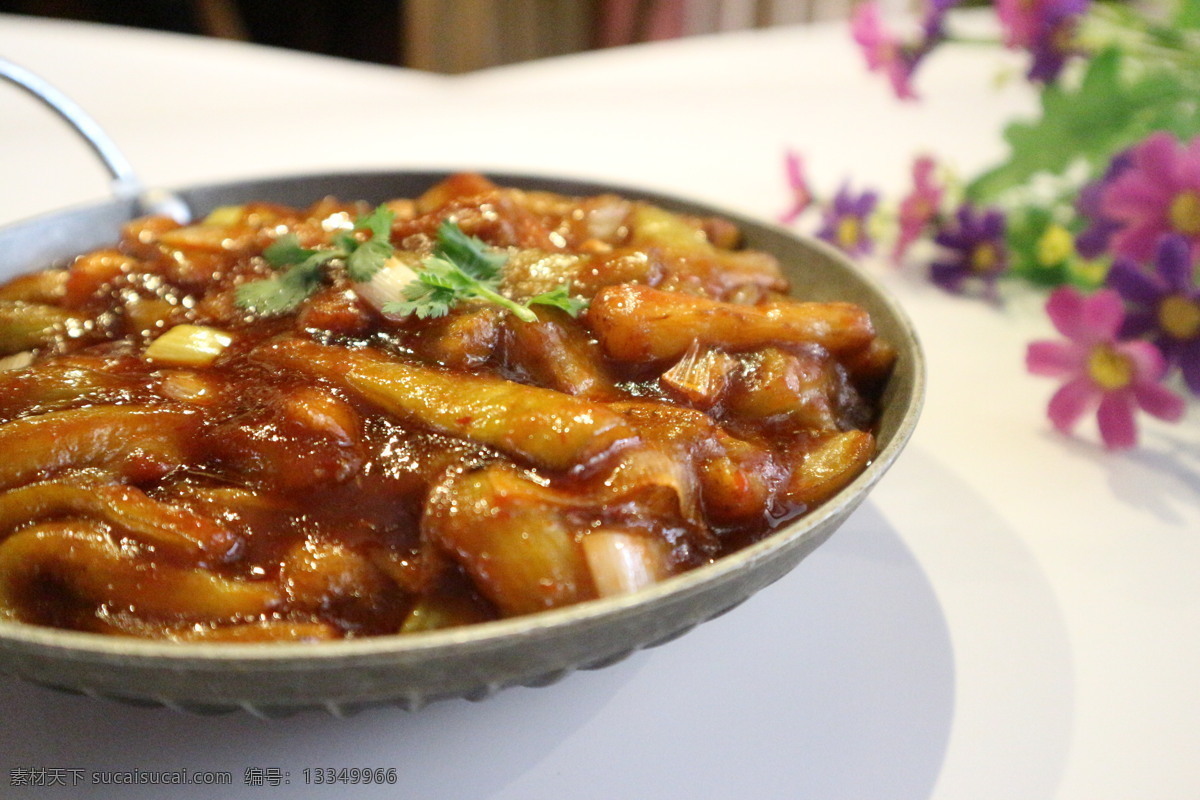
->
[0,0,857,73]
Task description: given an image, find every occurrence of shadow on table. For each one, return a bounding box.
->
[0,650,642,799]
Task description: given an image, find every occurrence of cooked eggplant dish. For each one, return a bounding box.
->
[0,173,894,641]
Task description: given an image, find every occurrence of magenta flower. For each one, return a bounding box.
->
[995,0,1090,83]
[816,184,878,256]
[851,0,961,100]
[850,2,922,100]
[778,149,814,225]
[1101,132,1200,263]
[1027,287,1185,449]
[1106,234,1200,395]
[893,155,944,262]
[930,203,1008,296]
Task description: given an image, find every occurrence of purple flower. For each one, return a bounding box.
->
[816,184,878,256]
[778,149,814,225]
[1107,234,1200,395]
[996,0,1090,83]
[1075,149,1134,259]
[893,155,944,262]
[1101,132,1200,263]
[1027,287,1185,449]
[920,0,960,41]
[930,203,1008,296]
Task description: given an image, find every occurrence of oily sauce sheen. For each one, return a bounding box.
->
[0,173,894,642]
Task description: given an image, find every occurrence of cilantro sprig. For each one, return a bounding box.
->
[235,205,397,316]
[236,208,585,322]
[383,220,586,323]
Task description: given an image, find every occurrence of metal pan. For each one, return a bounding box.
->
[0,63,925,717]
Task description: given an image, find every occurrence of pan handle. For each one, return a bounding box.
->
[0,57,191,223]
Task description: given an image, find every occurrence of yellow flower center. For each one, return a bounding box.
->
[1036,224,1074,267]
[1087,345,1134,391]
[971,242,999,273]
[1169,190,1200,236]
[837,217,861,250]
[1158,294,1200,340]
[1071,257,1111,286]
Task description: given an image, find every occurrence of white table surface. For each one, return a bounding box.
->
[1,12,1198,800]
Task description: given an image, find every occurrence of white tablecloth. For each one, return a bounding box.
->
[1,12,1197,800]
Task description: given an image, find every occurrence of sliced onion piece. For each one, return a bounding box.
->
[145,324,233,367]
[582,527,669,598]
[353,254,420,315]
[585,196,632,242]
[660,343,737,407]
[0,351,34,372]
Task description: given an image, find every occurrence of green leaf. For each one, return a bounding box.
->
[966,47,1191,203]
[414,257,477,292]
[263,234,320,269]
[346,238,393,283]
[386,275,455,319]
[363,220,577,323]
[331,231,358,253]
[528,283,587,317]
[433,220,507,280]
[241,206,399,317]
[235,263,323,315]
[355,205,396,240]
[1004,206,1069,287]
[1175,0,1200,29]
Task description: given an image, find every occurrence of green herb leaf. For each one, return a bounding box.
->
[241,213,581,323]
[235,263,324,316]
[346,239,394,283]
[345,206,396,282]
[387,258,463,319]
[236,205,397,315]
[528,283,588,317]
[356,205,396,240]
[380,221,583,323]
[263,234,320,268]
[432,219,507,280]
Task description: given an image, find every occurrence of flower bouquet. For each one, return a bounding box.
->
[780,0,1200,449]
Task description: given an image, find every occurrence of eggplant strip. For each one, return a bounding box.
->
[423,465,594,616]
[278,537,395,612]
[610,401,784,524]
[0,480,236,558]
[784,430,875,507]
[348,362,637,472]
[587,284,875,363]
[0,301,82,355]
[0,361,138,418]
[627,204,787,293]
[0,522,280,623]
[0,405,199,491]
[504,308,618,399]
[257,338,638,472]
[0,270,67,304]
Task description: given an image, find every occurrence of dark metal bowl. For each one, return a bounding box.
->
[0,171,924,715]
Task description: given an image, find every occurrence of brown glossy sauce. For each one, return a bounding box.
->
[0,173,893,642]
